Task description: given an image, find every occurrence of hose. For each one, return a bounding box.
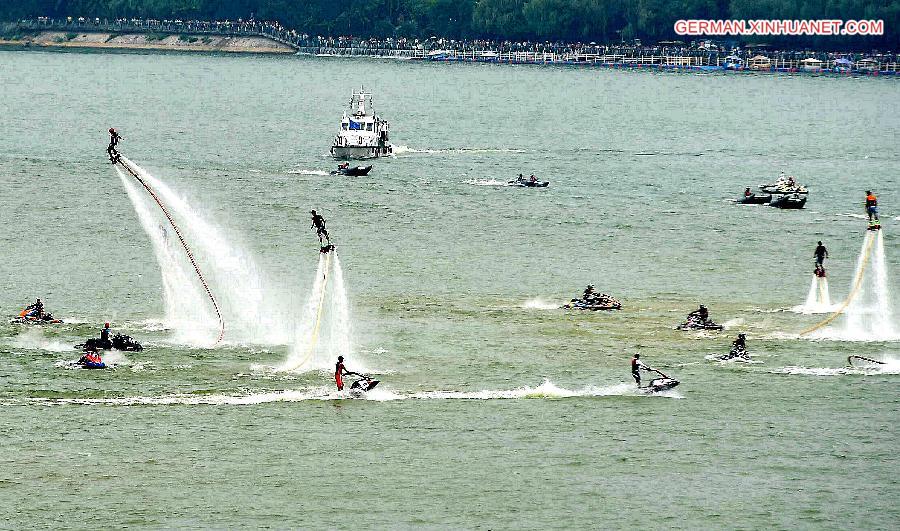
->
[800,231,877,336]
[116,156,226,344]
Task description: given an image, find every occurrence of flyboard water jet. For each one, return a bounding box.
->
[800,221,893,339]
[108,139,225,345]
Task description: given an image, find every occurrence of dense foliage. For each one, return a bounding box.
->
[1,0,897,48]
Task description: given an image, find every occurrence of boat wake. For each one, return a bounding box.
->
[5,329,72,353]
[521,298,560,310]
[393,145,529,156]
[774,360,900,376]
[12,380,680,406]
[288,169,329,176]
[465,178,509,187]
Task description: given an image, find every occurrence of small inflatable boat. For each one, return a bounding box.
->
[737,193,772,205]
[77,354,107,370]
[331,165,372,176]
[509,177,549,188]
[770,194,807,209]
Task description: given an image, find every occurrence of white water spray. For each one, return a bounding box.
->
[118,157,289,346]
[796,276,833,314]
[282,251,359,373]
[842,230,896,339]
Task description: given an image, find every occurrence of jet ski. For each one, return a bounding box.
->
[349,375,379,396]
[509,177,549,188]
[564,295,622,311]
[737,193,772,205]
[331,165,372,176]
[643,370,679,393]
[718,345,751,362]
[12,312,62,324]
[676,315,724,331]
[847,355,885,367]
[75,333,143,352]
[769,193,807,209]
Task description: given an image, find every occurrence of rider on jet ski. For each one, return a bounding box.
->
[689,305,709,322]
[334,355,362,391]
[24,298,44,319]
[631,353,652,387]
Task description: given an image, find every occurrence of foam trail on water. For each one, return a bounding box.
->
[118,167,217,342]
[522,298,560,310]
[119,157,289,345]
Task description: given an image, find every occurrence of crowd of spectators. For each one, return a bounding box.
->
[21,17,900,66]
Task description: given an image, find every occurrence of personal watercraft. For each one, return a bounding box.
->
[643,370,679,393]
[676,315,724,331]
[77,354,107,370]
[847,355,886,367]
[12,312,62,324]
[718,345,751,362]
[75,333,143,352]
[349,375,380,396]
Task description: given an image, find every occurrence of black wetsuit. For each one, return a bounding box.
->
[107,131,122,162]
[311,214,329,242]
[631,358,647,386]
[814,245,828,266]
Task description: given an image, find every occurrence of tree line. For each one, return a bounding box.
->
[2,0,897,49]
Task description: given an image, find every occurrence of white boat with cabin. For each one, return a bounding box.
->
[330,89,392,159]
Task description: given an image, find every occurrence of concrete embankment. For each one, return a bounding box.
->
[0,31,294,54]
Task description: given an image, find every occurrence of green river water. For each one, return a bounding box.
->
[0,49,898,529]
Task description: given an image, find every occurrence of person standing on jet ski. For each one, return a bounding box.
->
[25,298,44,318]
[732,333,746,350]
[100,322,111,345]
[631,353,652,387]
[107,128,122,163]
[814,241,828,267]
[334,355,361,391]
[310,210,329,243]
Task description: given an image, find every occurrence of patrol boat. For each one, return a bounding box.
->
[330,89,392,159]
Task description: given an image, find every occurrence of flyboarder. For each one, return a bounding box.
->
[814,241,828,267]
[310,209,329,243]
[107,128,122,163]
[334,355,361,391]
[631,353,652,387]
[865,190,880,228]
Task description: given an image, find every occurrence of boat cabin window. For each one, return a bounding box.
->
[366,123,373,131]
[342,123,348,130]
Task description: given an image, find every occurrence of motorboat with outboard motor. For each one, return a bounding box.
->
[676,315,724,331]
[349,375,380,397]
[759,173,808,195]
[331,88,392,159]
[509,175,549,188]
[75,333,143,352]
[331,164,373,176]
[643,370,680,393]
[770,193,807,209]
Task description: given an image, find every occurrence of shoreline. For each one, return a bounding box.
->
[0,31,294,54]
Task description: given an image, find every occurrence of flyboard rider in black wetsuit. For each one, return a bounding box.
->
[107,128,122,163]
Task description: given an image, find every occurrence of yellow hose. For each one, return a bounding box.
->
[800,231,877,336]
[287,252,332,371]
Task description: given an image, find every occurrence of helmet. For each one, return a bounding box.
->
[337,355,344,361]
[104,322,110,327]
[109,128,115,133]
